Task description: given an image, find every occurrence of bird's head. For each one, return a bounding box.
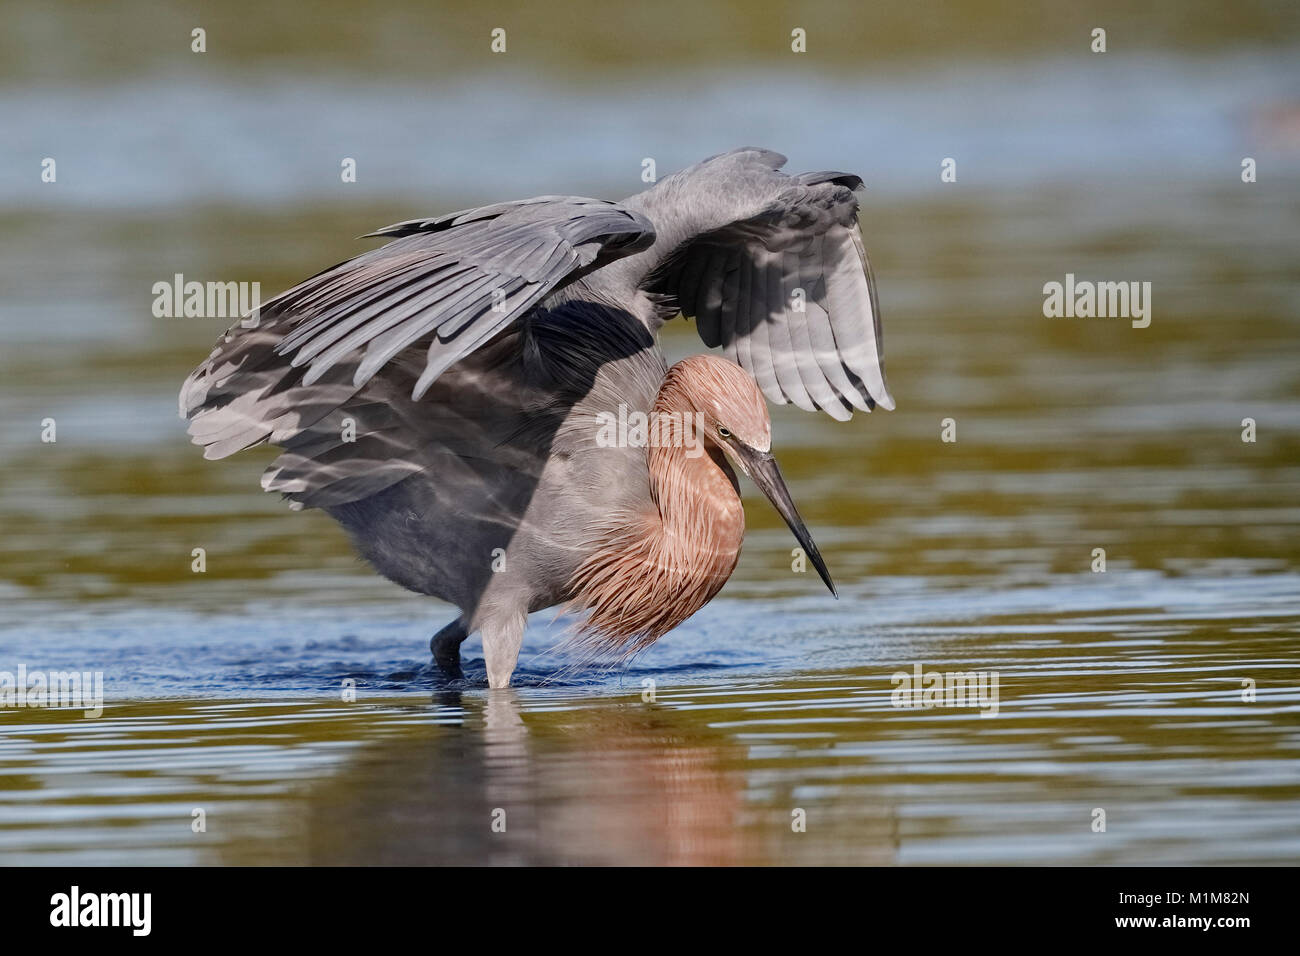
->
[667,355,837,598]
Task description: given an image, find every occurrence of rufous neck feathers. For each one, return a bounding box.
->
[565,369,746,654]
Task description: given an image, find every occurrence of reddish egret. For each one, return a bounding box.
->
[181,148,894,687]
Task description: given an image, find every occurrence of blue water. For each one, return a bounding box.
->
[3,50,1299,213]
[1,570,1294,698]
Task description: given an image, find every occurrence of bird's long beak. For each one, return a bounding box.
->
[733,445,837,598]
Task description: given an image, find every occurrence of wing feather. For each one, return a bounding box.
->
[181,197,655,461]
[635,148,894,417]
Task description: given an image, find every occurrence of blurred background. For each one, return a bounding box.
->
[0,1,1297,865]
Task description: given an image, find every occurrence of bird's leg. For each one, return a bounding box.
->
[430,617,469,678]
[481,612,527,689]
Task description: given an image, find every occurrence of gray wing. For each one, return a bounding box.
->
[257,328,554,511]
[279,196,653,396]
[637,149,894,421]
[180,196,655,461]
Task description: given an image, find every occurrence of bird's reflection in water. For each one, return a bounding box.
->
[480,690,535,866]
[275,689,757,865]
[213,684,902,865]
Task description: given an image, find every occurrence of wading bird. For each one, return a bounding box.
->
[181,148,893,687]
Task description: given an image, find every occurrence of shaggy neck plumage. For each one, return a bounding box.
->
[646,368,745,553]
[566,367,745,654]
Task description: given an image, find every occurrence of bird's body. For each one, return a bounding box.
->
[181,148,893,686]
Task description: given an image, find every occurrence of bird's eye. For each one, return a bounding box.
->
[717,426,731,439]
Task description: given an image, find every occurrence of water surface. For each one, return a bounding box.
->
[1,6,1298,865]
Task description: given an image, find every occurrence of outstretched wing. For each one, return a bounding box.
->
[637,148,894,421]
[180,196,655,459]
